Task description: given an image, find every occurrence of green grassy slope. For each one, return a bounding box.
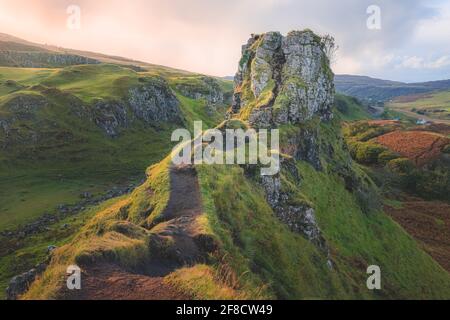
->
[24,115,450,300]
[334,94,372,121]
[0,64,231,230]
[7,34,450,300]
[0,63,232,298]
[388,90,450,122]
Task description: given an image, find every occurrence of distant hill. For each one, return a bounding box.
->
[0,34,100,68]
[335,74,450,102]
[387,89,450,124]
[0,33,196,75]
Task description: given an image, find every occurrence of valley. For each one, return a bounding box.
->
[387,90,450,124]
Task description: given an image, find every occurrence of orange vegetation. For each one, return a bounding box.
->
[376,131,449,166]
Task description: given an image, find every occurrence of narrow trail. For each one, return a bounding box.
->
[69,164,207,300]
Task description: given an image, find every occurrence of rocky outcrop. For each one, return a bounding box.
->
[174,76,229,116]
[232,30,335,257]
[129,79,181,124]
[174,77,224,105]
[93,100,129,138]
[4,94,48,118]
[0,51,99,68]
[230,30,334,128]
[258,158,328,253]
[0,77,182,139]
[91,79,182,137]
[5,263,47,300]
[284,127,322,170]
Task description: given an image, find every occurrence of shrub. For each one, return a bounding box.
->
[387,158,414,174]
[378,150,399,165]
[443,144,450,154]
[355,142,386,165]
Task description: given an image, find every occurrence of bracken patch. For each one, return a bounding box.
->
[376,131,449,166]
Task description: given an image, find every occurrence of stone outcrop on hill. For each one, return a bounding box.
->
[129,80,181,124]
[0,78,183,139]
[230,30,334,128]
[229,30,335,255]
[0,51,100,68]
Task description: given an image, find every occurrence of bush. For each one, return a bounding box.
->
[355,142,386,165]
[378,150,399,165]
[442,144,450,154]
[387,158,414,174]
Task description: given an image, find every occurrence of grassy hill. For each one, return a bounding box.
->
[21,30,450,300]
[0,61,232,298]
[387,90,450,123]
[0,63,231,229]
[23,115,450,300]
[334,94,372,121]
[336,74,450,103]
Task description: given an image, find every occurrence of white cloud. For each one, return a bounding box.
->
[399,56,425,69]
[396,55,450,69]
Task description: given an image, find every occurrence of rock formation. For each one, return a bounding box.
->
[229,30,336,256]
[230,30,334,128]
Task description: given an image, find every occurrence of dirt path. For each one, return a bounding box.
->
[70,164,206,300]
[70,263,190,300]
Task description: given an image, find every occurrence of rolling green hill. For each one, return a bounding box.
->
[21,30,450,300]
[334,94,372,121]
[335,74,450,103]
[0,61,233,298]
[387,90,450,124]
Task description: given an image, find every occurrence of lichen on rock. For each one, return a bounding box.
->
[232,30,336,255]
[230,30,335,128]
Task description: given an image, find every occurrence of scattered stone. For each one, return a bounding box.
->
[5,269,37,300]
[80,192,93,199]
[47,245,57,253]
[5,263,49,300]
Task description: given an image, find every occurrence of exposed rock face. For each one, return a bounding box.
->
[4,94,48,118]
[128,80,181,125]
[232,30,334,256]
[0,78,182,139]
[174,76,229,116]
[230,30,334,128]
[93,100,129,137]
[286,127,322,170]
[87,79,182,137]
[0,51,99,68]
[174,77,224,105]
[0,119,10,135]
[259,158,328,253]
[5,263,47,300]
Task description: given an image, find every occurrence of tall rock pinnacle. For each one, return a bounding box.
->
[229,30,335,128]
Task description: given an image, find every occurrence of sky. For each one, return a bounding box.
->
[0,0,449,82]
